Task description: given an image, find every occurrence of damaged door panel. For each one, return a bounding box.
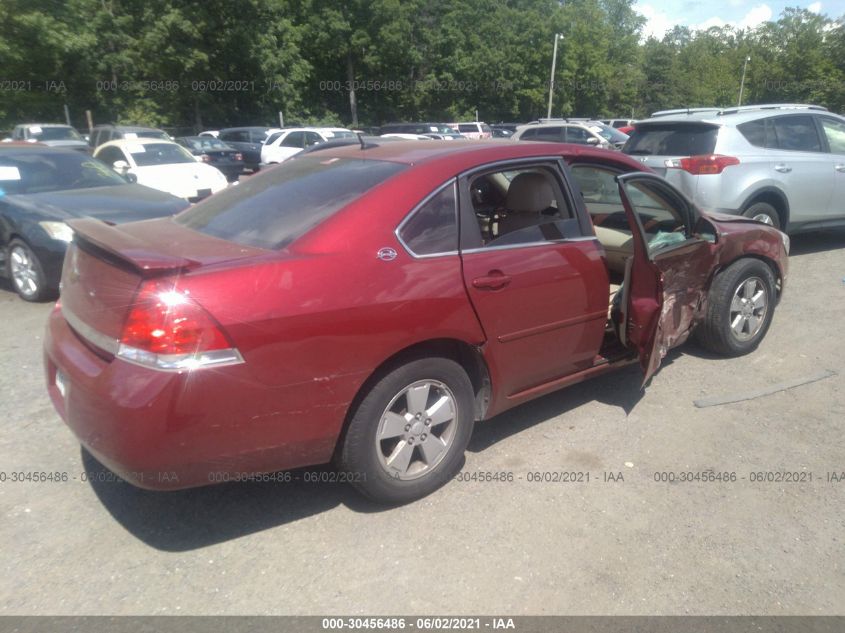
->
[616,172,716,384]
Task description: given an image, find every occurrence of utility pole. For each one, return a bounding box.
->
[547,33,563,119]
[738,55,751,107]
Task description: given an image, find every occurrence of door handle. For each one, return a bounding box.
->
[472,271,511,290]
[774,164,792,173]
[836,164,845,173]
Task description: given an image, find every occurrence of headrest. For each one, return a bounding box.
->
[505,172,555,213]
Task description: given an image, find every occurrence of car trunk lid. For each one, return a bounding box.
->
[60,217,265,347]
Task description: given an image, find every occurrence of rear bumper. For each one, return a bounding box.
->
[43,306,346,490]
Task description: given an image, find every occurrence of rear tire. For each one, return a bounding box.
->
[6,239,53,302]
[742,201,780,229]
[339,357,475,504]
[696,258,777,357]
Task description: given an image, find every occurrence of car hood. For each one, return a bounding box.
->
[8,184,189,224]
[134,163,221,184]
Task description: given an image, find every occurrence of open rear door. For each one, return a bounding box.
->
[614,172,694,385]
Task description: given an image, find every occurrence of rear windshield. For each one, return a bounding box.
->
[175,156,407,250]
[623,124,718,156]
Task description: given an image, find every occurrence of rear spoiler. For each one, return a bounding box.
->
[67,218,198,274]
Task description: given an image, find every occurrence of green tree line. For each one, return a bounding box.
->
[0,0,843,131]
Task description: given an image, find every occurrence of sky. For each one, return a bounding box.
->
[633,0,845,39]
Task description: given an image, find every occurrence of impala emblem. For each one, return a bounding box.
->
[377,247,398,261]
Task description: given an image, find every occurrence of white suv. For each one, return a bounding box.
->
[623,104,845,232]
[454,122,492,139]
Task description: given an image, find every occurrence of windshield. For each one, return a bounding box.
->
[589,123,628,144]
[127,142,197,166]
[0,150,127,194]
[175,156,406,250]
[28,126,82,141]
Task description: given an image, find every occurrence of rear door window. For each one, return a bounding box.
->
[175,156,406,250]
[771,115,822,152]
[565,127,592,144]
[282,131,305,148]
[534,126,563,142]
[819,117,845,154]
[623,124,718,156]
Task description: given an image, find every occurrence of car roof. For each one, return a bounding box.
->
[641,104,831,126]
[0,142,52,150]
[16,123,74,128]
[305,139,645,171]
[93,124,164,131]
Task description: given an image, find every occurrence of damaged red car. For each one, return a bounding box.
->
[43,141,789,503]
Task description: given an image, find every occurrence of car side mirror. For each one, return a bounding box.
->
[113,160,130,173]
[586,137,600,145]
[123,172,138,184]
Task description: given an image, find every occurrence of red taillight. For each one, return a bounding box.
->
[669,154,740,175]
[234,153,243,161]
[121,284,229,354]
[117,283,242,370]
[200,154,211,162]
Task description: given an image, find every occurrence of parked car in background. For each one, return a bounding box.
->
[94,139,228,202]
[623,103,845,232]
[512,120,628,149]
[199,130,220,138]
[0,144,188,300]
[601,119,635,129]
[380,133,433,141]
[454,122,493,139]
[379,123,463,140]
[88,125,170,151]
[45,140,787,504]
[4,124,88,152]
[491,126,515,138]
[218,127,281,171]
[175,136,245,181]
[260,127,355,164]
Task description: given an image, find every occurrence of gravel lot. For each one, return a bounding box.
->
[0,230,843,615]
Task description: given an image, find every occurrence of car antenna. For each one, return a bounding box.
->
[357,132,366,150]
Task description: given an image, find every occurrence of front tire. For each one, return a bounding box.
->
[7,239,52,302]
[696,258,777,357]
[339,357,475,504]
[742,201,780,229]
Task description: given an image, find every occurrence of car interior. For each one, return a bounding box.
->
[467,163,693,353]
[468,167,581,248]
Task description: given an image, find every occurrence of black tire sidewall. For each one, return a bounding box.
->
[7,239,48,302]
[742,202,780,229]
[340,357,475,504]
[704,259,777,356]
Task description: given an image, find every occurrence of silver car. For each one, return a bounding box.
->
[512,120,629,150]
[623,104,845,233]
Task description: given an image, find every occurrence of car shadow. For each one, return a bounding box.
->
[83,350,686,552]
[788,227,845,256]
[81,448,391,552]
[467,347,689,453]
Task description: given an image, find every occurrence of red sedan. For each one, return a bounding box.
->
[43,141,789,503]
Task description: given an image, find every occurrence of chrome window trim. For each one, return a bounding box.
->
[394,179,460,259]
[61,305,119,355]
[461,235,599,255]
